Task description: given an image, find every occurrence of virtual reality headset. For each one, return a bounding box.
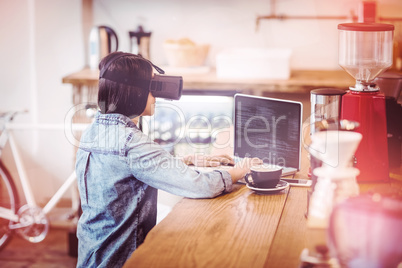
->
[99,53,183,100]
[148,74,183,100]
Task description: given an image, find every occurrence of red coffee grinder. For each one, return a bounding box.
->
[338,23,394,182]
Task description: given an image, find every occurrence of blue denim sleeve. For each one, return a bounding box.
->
[125,129,233,198]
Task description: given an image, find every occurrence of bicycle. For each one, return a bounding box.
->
[0,109,88,250]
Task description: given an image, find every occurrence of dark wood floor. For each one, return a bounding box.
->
[0,227,77,267]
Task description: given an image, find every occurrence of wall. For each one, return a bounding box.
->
[0,0,84,204]
[92,0,402,70]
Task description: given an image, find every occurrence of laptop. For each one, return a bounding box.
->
[233,94,303,177]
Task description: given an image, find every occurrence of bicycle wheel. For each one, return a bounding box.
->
[0,160,19,251]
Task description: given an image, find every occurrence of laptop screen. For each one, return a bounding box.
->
[234,94,302,170]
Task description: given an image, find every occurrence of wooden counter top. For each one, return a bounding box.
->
[62,68,355,93]
[62,68,99,87]
[124,166,401,268]
[123,136,402,268]
[125,177,310,268]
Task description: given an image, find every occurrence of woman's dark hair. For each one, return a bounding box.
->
[98,52,153,118]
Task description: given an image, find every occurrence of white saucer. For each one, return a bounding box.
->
[246,180,289,194]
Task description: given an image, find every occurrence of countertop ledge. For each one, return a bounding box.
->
[62,68,356,93]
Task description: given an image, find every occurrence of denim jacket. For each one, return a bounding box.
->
[75,112,232,268]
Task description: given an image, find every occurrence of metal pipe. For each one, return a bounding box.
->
[271,0,276,17]
[379,17,402,22]
[257,14,354,21]
[256,0,402,30]
[256,14,402,30]
[256,14,357,31]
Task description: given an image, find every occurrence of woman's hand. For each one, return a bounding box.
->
[227,157,263,184]
[182,154,235,167]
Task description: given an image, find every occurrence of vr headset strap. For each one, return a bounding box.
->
[99,53,151,89]
[99,53,130,78]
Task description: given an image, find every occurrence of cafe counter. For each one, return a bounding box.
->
[123,153,402,267]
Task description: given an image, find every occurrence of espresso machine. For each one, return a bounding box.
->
[338,23,395,182]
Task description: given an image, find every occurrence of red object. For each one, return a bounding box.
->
[358,1,377,23]
[338,23,393,31]
[341,90,389,182]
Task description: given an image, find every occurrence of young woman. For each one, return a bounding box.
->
[75,52,261,267]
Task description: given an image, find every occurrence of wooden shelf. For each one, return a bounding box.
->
[62,68,355,94]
